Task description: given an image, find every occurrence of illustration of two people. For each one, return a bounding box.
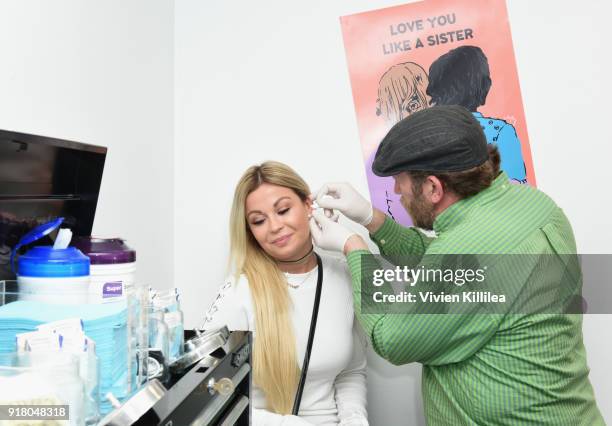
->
[368,45,527,224]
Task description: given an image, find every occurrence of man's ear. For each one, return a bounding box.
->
[426,175,444,204]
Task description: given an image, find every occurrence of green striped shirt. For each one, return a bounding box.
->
[347,172,604,425]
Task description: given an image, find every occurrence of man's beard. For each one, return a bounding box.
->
[401,191,435,230]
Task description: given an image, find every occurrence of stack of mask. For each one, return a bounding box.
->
[16,318,98,424]
[0,300,128,415]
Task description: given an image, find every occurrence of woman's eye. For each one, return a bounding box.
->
[252,219,265,226]
[278,208,290,215]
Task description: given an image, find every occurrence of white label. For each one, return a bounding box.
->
[16,331,39,352]
[23,331,61,352]
[37,318,84,335]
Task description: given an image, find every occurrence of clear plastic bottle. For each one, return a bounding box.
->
[151,288,184,364]
[147,305,170,384]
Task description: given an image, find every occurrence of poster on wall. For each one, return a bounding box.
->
[340,0,535,227]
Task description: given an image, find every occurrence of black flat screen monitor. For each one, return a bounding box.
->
[0,129,107,280]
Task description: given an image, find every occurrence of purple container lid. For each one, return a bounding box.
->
[72,237,136,265]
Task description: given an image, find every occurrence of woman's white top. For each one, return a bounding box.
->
[203,253,368,426]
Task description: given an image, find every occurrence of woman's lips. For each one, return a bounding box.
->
[272,234,292,246]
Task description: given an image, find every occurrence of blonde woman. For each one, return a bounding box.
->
[202,161,368,426]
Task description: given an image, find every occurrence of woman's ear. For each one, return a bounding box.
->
[306,195,314,215]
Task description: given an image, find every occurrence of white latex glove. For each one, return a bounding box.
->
[309,210,357,253]
[315,183,373,226]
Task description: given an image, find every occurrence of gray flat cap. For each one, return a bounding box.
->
[372,105,489,176]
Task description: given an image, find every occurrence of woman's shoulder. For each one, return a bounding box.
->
[318,251,353,295]
[318,251,350,276]
[221,274,255,306]
[202,274,254,331]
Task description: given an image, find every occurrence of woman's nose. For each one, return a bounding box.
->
[268,215,284,232]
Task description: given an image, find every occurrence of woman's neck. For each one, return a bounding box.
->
[276,250,317,274]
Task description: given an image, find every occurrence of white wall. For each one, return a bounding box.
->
[1,0,608,424]
[175,1,611,425]
[508,2,612,423]
[0,0,175,290]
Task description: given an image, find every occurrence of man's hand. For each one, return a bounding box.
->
[310,210,359,253]
[315,183,373,226]
[310,211,369,255]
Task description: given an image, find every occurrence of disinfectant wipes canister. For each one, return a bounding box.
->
[72,238,136,304]
[12,217,90,304]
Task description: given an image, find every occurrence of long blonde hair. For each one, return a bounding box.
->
[229,161,311,414]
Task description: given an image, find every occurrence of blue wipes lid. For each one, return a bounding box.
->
[18,217,65,247]
[10,217,65,273]
[18,246,90,277]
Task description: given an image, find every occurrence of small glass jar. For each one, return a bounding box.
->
[0,352,86,426]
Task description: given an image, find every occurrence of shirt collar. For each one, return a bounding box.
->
[472,111,483,118]
[433,172,510,234]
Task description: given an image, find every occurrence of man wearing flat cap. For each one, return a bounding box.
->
[310,106,604,425]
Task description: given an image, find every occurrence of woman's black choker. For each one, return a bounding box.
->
[276,245,314,264]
